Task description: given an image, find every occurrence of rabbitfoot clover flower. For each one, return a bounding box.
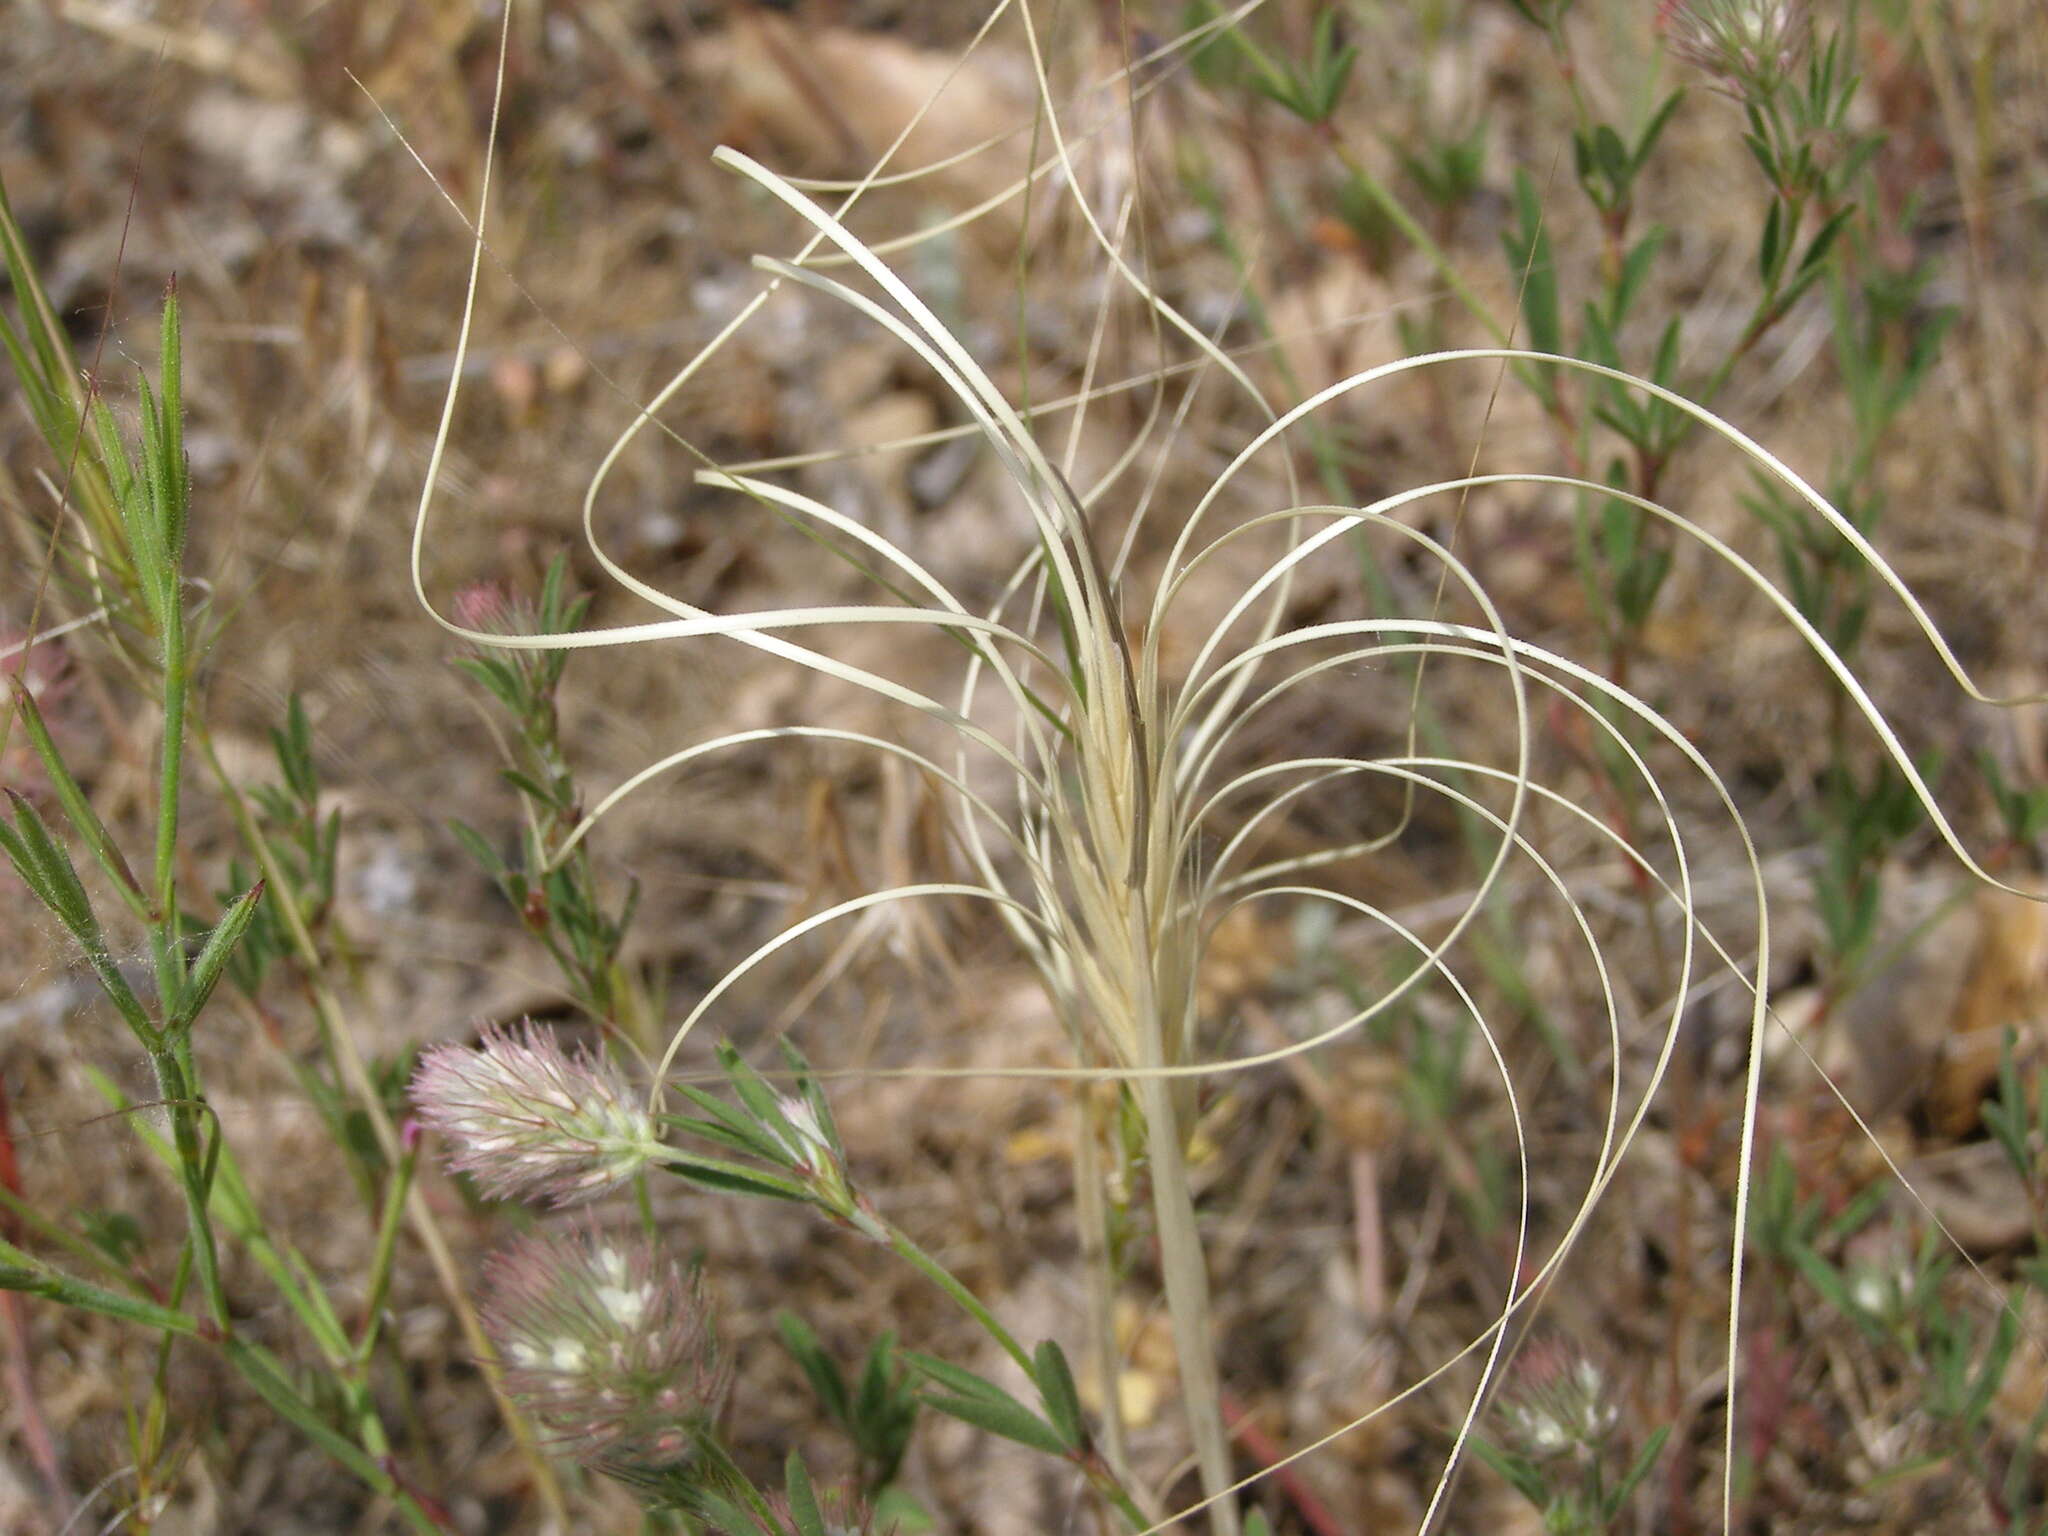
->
[411,1020,661,1205]
[1657,0,1811,93]
[1501,1338,1620,1460]
[481,1223,732,1479]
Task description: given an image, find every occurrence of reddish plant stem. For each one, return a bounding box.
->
[1220,1390,1351,1536]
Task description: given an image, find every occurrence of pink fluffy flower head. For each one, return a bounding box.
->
[482,1222,731,1476]
[1501,1336,1619,1460]
[1657,0,1811,95]
[411,1020,658,1206]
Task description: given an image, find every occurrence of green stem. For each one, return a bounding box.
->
[0,1241,202,1337]
[149,1046,229,1329]
[352,1146,418,1367]
[194,721,569,1521]
[1328,138,1510,346]
[1086,1459,1153,1534]
[225,1337,447,1534]
[882,1212,1150,1532]
[882,1222,1033,1378]
[154,598,186,953]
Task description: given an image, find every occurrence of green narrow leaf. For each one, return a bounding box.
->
[1652,314,1683,386]
[274,694,318,803]
[157,288,188,556]
[1613,226,1668,321]
[1593,123,1628,184]
[496,767,559,807]
[5,681,149,916]
[175,880,265,1028]
[1467,1434,1548,1505]
[1632,90,1685,171]
[1613,1423,1672,1505]
[1504,171,1561,359]
[902,1351,1015,1404]
[656,1153,810,1203]
[922,1392,1068,1458]
[1799,205,1855,272]
[447,818,509,880]
[0,1238,203,1336]
[854,1329,900,1423]
[89,393,138,513]
[1317,43,1358,122]
[1032,1338,1086,1450]
[780,1037,847,1159]
[1,788,102,942]
[777,1311,852,1424]
[783,1451,827,1536]
[673,1074,790,1157]
[222,1336,395,1492]
[1961,1308,2020,1431]
[717,1040,803,1153]
[137,371,174,556]
[1758,198,1784,285]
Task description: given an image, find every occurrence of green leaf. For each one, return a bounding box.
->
[1467,1433,1549,1506]
[670,1082,792,1162]
[717,1041,804,1156]
[657,1153,810,1204]
[447,818,509,880]
[1502,171,1560,401]
[4,677,148,916]
[1611,1423,1672,1509]
[1652,314,1683,384]
[0,1236,203,1337]
[0,787,98,937]
[777,1311,852,1425]
[1960,1307,2020,1431]
[1758,199,1785,285]
[850,1330,918,1487]
[1632,90,1684,172]
[922,1391,1068,1458]
[902,1351,1014,1404]
[1799,204,1854,272]
[1613,227,1669,322]
[174,880,265,1028]
[1032,1338,1086,1450]
[665,1113,785,1168]
[783,1451,827,1536]
[1592,123,1627,184]
[873,1486,932,1533]
[1792,1245,1857,1319]
[496,767,561,809]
